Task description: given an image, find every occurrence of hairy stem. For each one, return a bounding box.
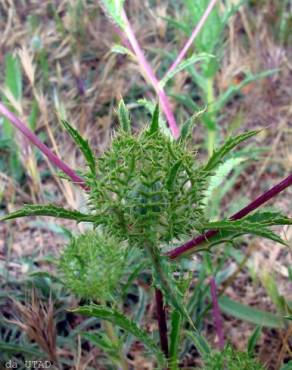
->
[0,102,87,190]
[167,173,292,259]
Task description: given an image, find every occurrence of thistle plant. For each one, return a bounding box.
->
[2,102,292,368]
[1,1,292,369]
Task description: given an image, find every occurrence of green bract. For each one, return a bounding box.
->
[59,230,126,301]
[88,127,207,246]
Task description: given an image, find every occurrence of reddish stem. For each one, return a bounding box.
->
[121,9,180,139]
[155,288,169,358]
[165,0,219,78]
[0,102,87,190]
[168,173,292,259]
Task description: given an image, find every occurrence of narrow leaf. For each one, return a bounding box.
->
[149,104,160,135]
[160,53,212,87]
[62,120,96,176]
[185,330,211,357]
[5,53,22,100]
[166,161,182,191]
[219,296,284,328]
[72,304,166,366]
[1,204,96,223]
[179,106,206,142]
[247,326,262,357]
[117,99,131,133]
[204,131,259,172]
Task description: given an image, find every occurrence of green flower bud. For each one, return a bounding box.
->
[88,128,207,246]
[59,230,126,301]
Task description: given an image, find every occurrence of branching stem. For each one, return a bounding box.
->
[167,173,292,259]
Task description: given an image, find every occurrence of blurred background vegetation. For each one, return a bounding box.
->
[0,0,291,369]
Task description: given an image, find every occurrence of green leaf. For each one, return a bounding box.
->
[5,53,22,100]
[117,99,131,133]
[72,304,166,366]
[247,326,262,357]
[179,106,206,142]
[61,120,96,176]
[160,53,213,87]
[203,157,246,206]
[204,131,259,172]
[166,161,182,191]
[138,99,172,139]
[219,296,284,328]
[245,211,292,227]
[82,332,120,360]
[201,219,289,246]
[98,0,125,28]
[185,330,211,357]
[1,204,96,223]
[148,104,160,135]
[215,70,277,111]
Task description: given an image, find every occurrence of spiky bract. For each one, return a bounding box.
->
[88,128,207,246]
[59,230,126,301]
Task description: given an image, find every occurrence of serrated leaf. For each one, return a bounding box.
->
[201,219,289,246]
[204,131,259,172]
[1,204,96,223]
[179,106,206,142]
[203,157,246,205]
[61,120,96,176]
[117,99,131,133]
[72,304,166,366]
[148,104,159,135]
[245,211,292,226]
[219,296,284,328]
[160,53,212,87]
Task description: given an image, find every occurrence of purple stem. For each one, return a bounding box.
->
[121,9,180,139]
[209,277,224,350]
[165,0,219,77]
[155,288,169,358]
[0,102,87,190]
[168,173,292,259]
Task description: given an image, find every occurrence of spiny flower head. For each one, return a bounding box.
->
[87,110,207,246]
[59,230,127,301]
